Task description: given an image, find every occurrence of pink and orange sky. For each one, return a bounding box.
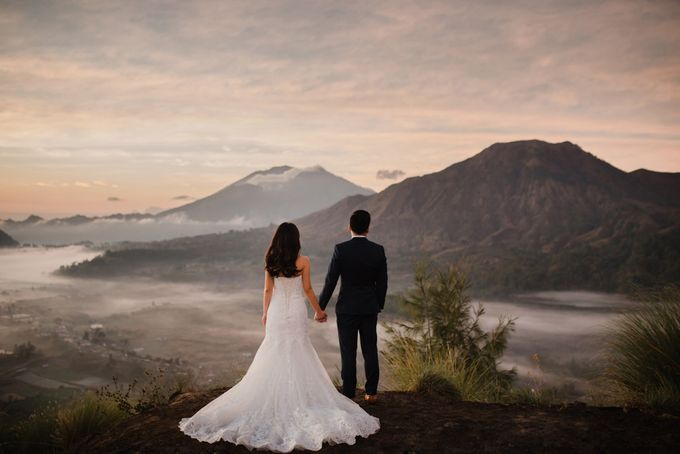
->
[1,0,679,219]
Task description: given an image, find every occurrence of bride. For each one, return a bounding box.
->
[178,222,380,452]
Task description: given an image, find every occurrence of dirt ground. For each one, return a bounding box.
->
[78,387,680,453]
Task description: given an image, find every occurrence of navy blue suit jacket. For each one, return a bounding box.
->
[318,236,388,314]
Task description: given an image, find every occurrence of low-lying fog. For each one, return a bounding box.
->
[1,216,251,245]
[1,246,633,399]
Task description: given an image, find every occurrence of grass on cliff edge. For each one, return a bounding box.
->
[602,285,680,408]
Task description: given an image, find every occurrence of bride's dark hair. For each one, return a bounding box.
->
[265,222,302,278]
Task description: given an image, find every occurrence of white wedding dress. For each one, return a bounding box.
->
[178,274,380,452]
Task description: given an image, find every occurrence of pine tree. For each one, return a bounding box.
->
[383,261,517,397]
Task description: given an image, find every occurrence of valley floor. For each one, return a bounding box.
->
[80,388,680,453]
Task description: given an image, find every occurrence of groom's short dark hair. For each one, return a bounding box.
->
[350,210,370,234]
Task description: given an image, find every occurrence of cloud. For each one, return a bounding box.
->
[376,169,405,180]
[107,196,121,201]
[236,166,324,188]
[202,161,231,168]
[31,179,117,189]
[0,0,678,211]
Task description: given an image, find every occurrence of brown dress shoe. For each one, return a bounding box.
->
[364,394,378,403]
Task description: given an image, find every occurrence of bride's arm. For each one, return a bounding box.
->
[262,271,274,326]
[300,256,325,320]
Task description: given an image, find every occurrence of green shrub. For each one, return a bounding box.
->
[4,369,195,453]
[414,371,460,398]
[385,335,508,401]
[603,286,680,408]
[385,340,460,398]
[383,262,516,402]
[6,393,128,453]
[54,392,127,450]
[10,402,60,453]
[96,368,196,415]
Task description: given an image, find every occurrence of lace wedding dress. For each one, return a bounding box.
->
[178,274,380,452]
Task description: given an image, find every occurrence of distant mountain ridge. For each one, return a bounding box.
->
[155,165,374,224]
[59,140,680,294]
[2,166,375,231]
[1,214,46,226]
[0,212,158,228]
[2,166,374,231]
[628,168,680,207]
[0,228,19,247]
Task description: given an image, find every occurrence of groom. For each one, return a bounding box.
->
[318,209,388,401]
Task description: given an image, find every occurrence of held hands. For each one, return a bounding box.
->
[314,310,328,323]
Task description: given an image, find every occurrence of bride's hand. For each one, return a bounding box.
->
[314,310,327,323]
[261,313,267,326]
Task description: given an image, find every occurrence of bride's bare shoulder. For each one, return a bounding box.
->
[296,255,311,268]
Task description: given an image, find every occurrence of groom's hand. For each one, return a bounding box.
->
[314,310,328,323]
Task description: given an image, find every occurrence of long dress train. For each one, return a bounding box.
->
[178,274,380,452]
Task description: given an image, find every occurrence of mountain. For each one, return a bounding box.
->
[0,228,20,247]
[0,214,44,227]
[1,212,158,227]
[0,166,373,246]
[155,165,375,224]
[295,140,680,291]
[628,168,680,207]
[2,166,373,229]
[298,140,679,246]
[59,141,680,294]
[46,213,157,226]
